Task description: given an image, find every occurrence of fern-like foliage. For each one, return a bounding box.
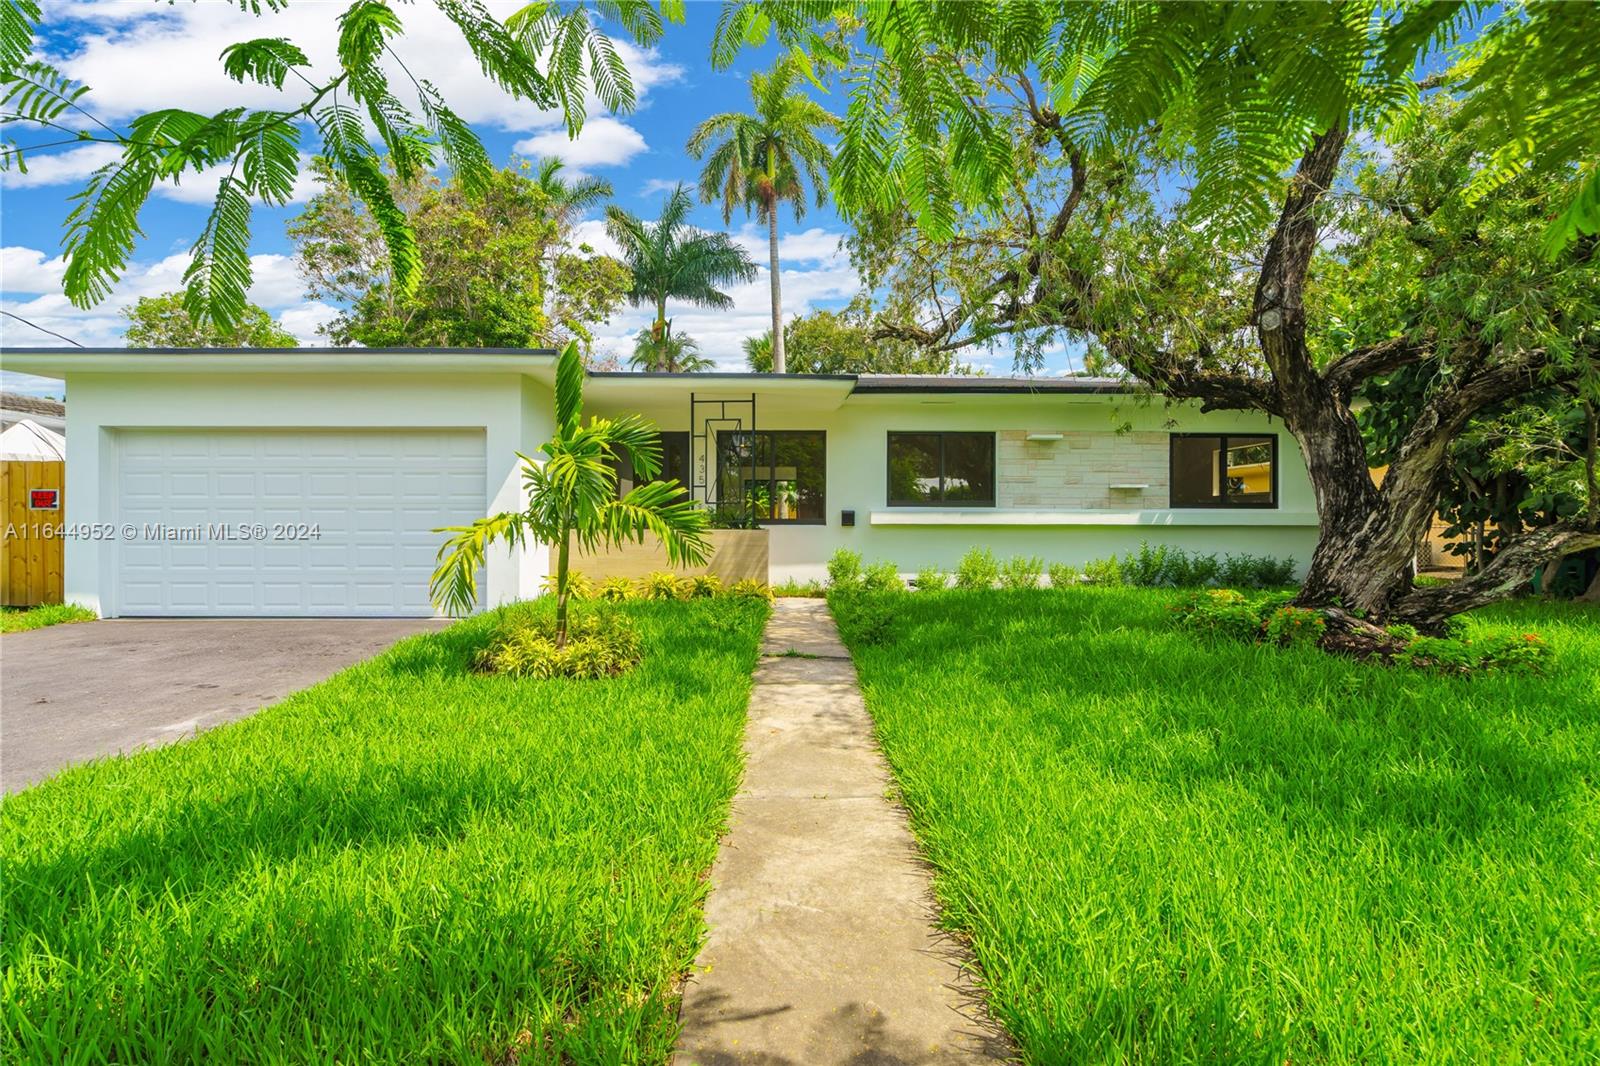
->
[0,0,685,333]
[1454,3,1600,253]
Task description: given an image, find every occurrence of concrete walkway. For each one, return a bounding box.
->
[675,598,1012,1065]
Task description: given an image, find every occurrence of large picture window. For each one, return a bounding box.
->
[717,430,826,524]
[887,432,996,506]
[1170,434,1278,507]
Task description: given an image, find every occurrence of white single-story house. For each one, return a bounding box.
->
[0,347,1318,617]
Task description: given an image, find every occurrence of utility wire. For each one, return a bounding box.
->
[1,310,85,347]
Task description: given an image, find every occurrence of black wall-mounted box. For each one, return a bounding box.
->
[840,509,855,527]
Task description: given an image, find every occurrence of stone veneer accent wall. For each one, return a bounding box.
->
[997,429,1171,510]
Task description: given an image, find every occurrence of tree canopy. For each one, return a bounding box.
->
[5,1,1596,335]
[603,183,757,366]
[287,158,629,351]
[742,307,967,375]
[122,291,297,348]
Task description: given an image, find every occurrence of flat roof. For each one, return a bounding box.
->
[0,346,1136,395]
[852,374,1129,394]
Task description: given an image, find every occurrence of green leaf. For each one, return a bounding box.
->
[0,0,40,81]
[182,175,254,332]
[220,37,310,89]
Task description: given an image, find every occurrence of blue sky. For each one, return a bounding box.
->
[1,1,1084,398]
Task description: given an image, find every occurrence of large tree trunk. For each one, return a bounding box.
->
[767,208,785,374]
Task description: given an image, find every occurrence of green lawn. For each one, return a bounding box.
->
[830,587,1600,1063]
[1,598,768,1063]
[0,603,96,633]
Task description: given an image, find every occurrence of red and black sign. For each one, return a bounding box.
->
[28,489,59,510]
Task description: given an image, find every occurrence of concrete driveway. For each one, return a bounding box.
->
[1,618,444,793]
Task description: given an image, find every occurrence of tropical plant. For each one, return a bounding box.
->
[430,342,710,646]
[122,292,296,348]
[531,156,613,225]
[687,56,834,374]
[604,184,757,374]
[628,329,714,373]
[10,2,1599,340]
[0,0,673,333]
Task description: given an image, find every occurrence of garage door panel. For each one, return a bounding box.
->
[115,429,485,617]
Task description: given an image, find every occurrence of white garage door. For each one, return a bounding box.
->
[115,429,486,616]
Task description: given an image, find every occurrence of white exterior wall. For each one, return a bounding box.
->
[60,371,553,617]
[597,389,1319,586]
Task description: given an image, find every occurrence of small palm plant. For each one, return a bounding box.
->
[431,342,711,645]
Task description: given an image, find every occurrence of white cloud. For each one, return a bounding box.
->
[40,3,681,135]
[513,117,648,174]
[0,143,122,189]
[638,177,685,198]
[731,224,844,264]
[1,144,321,206]
[276,301,340,344]
[0,245,314,349]
[1,247,69,294]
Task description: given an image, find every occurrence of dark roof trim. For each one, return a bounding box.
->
[1,346,562,356]
[589,370,856,382]
[850,375,1132,394]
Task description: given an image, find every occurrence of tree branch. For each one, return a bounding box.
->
[1394,521,1600,626]
[1322,334,1434,400]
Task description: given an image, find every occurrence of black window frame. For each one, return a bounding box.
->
[716,429,828,526]
[1168,432,1280,509]
[886,431,997,508]
[611,430,690,500]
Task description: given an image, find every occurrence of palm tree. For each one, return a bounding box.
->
[532,157,613,224]
[604,184,757,370]
[431,341,710,646]
[629,329,715,373]
[687,58,835,374]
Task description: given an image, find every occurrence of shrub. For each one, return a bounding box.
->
[911,564,948,592]
[727,578,775,603]
[1218,552,1297,589]
[541,571,595,599]
[861,561,904,592]
[1082,556,1122,586]
[639,571,686,600]
[954,547,1000,590]
[1259,555,1298,586]
[1121,542,1169,587]
[475,609,642,679]
[687,574,723,598]
[1184,552,1221,587]
[771,578,825,597]
[1170,588,1267,643]
[999,555,1044,590]
[595,576,636,602]
[1047,562,1079,589]
[827,548,863,589]
[1263,605,1326,649]
[1398,631,1552,675]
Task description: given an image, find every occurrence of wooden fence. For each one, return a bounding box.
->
[1,460,65,607]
